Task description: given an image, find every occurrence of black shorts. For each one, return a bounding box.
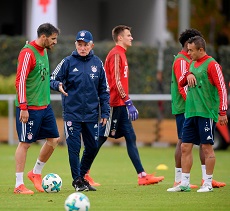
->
[99,106,134,139]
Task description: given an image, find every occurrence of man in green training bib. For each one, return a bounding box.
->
[178,36,228,193]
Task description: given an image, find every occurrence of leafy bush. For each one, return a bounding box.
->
[0,36,27,76]
[0,74,16,116]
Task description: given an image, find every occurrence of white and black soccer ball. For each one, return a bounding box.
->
[64,192,90,211]
[42,173,62,193]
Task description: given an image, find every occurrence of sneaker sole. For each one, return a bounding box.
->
[190,184,198,189]
[213,184,226,188]
[14,190,34,194]
[138,182,158,185]
[76,189,89,192]
[167,188,191,192]
[197,189,213,192]
[89,183,101,186]
[14,191,34,194]
[75,186,89,192]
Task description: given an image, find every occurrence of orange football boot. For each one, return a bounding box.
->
[138,174,164,185]
[27,170,44,192]
[14,184,34,194]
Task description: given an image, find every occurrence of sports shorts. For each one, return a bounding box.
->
[16,104,59,143]
[99,106,135,139]
[182,116,216,145]
[175,113,185,139]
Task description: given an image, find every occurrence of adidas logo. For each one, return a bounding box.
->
[73,68,79,72]
[207,136,212,140]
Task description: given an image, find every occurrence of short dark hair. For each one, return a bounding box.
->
[179,28,203,47]
[188,35,206,51]
[37,23,60,38]
[112,25,131,42]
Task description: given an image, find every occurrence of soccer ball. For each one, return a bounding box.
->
[42,173,62,193]
[64,192,90,211]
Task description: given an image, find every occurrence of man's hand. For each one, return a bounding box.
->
[59,83,68,96]
[218,115,228,126]
[125,99,139,121]
[187,74,197,87]
[19,110,29,123]
[100,118,108,127]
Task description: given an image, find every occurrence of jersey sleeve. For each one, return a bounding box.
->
[50,58,68,91]
[15,48,35,110]
[111,53,129,101]
[173,58,188,100]
[179,63,193,88]
[207,61,228,115]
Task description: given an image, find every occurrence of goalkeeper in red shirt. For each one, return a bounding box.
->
[85,25,164,186]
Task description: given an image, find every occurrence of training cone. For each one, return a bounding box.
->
[156,164,168,170]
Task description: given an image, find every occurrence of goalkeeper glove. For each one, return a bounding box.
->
[125,99,139,121]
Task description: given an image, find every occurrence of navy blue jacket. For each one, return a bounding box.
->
[50,50,110,122]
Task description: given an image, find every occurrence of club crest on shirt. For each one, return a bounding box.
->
[91,66,97,73]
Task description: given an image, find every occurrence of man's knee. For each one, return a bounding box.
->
[181,143,193,154]
[18,142,31,150]
[46,137,60,149]
[201,144,215,158]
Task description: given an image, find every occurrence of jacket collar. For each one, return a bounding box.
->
[71,49,94,60]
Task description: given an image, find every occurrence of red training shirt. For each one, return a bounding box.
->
[104,45,130,107]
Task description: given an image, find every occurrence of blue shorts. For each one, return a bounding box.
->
[175,113,185,139]
[16,104,59,143]
[182,116,216,145]
[99,106,135,139]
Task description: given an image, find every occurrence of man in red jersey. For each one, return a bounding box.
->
[167,29,226,192]
[14,23,60,194]
[172,36,228,193]
[85,25,164,186]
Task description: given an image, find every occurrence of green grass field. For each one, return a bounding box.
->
[0,143,229,210]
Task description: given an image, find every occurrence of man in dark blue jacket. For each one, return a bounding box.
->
[50,30,110,191]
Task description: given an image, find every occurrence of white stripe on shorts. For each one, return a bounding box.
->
[103,107,113,137]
